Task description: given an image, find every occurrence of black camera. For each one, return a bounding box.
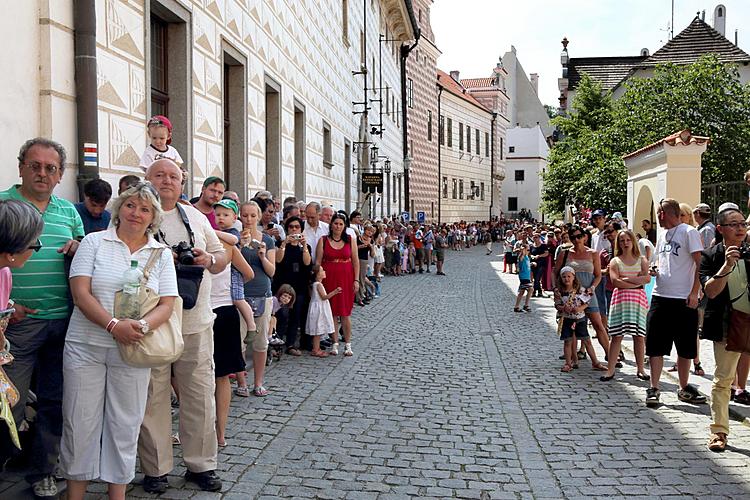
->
[173,241,195,265]
[740,243,750,260]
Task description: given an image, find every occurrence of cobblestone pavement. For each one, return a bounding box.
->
[3,246,750,499]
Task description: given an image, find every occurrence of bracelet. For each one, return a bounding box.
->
[353,280,360,283]
[106,318,119,334]
[713,270,734,279]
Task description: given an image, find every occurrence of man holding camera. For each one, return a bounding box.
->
[139,159,228,493]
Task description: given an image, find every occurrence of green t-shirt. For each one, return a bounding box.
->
[0,185,85,319]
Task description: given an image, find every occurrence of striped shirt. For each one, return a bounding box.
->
[0,185,85,319]
[67,227,178,348]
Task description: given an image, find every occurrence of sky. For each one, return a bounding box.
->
[431,0,750,107]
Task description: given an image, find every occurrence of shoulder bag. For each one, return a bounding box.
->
[158,203,204,309]
[114,248,184,368]
[725,260,750,355]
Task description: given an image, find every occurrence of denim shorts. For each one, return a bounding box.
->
[560,318,589,341]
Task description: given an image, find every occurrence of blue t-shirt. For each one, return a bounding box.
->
[242,233,275,297]
[75,202,111,234]
[518,256,531,280]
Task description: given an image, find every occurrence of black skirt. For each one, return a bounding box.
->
[212,305,246,377]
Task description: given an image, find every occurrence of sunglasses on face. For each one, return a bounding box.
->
[28,239,42,252]
[288,224,301,229]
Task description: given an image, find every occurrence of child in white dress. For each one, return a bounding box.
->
[306,266,340,357]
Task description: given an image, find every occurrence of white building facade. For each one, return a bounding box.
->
[501,125,549,221]
[0,0,416,213]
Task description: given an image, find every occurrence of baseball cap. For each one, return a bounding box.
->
[694,203,711,213]
[213,199,238,214]
[611,211,623,221]
[718,202,740,213]
[148,115,173,144]
[592,209,606,218]
[203,176,225,188]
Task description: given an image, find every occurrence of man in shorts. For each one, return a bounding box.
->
[645,198,705,407]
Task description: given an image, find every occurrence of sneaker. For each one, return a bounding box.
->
[734,390,750,405]
[32,475,57,498]
[646,387,661,407]
[677,385,707,404]
[185,470,222,492]
[269,335,285,346]
[142,474,169,494]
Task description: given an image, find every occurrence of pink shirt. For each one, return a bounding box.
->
[0,267,11,309]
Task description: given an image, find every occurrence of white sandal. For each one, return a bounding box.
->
[330,343,339,356]
[344,343,353,357]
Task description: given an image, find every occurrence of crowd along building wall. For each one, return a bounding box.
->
[0,0,416,214]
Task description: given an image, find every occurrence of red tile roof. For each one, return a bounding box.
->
[437,70,490,112]
[461,77,494,89]
[622,129,710,160]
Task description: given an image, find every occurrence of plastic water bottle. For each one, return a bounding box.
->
[121,260,143,319]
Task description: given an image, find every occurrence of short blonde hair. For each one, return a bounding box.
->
[111,181,163,234]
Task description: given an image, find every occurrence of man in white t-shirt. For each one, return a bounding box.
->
[645,198,705,408]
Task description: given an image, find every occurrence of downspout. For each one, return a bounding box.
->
[73,0,100,200]
[437,84,443,224]
[490,112,497,220]
[400,29,420,217]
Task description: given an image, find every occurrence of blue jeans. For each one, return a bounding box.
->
[4,317,69,481]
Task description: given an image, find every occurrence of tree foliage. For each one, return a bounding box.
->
[542,55,750,214]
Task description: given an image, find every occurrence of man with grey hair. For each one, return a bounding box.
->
[304,201,329,263]
[0,138,84,498]
[321,206,335,224]
[139,159,228,494]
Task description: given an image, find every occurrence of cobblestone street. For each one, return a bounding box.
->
[4,247,750,499]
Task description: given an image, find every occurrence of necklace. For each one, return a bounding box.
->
[331,236,343,242]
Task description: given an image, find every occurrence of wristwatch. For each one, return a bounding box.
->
[138,319,150,334]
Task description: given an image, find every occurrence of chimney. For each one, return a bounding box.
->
[450,70,460,82]
[735,29,739,46]
[529,73,539,95]
[713,4,726,37]
[701,10,706,21]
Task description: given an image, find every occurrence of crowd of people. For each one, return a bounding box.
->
[1,120,749,498]
[0,128,483,498]
[497,197,750,455]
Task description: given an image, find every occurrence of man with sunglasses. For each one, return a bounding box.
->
[645,198,706,407]
[0,138,85,498]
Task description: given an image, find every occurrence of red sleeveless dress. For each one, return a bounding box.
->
[321,236,355,317]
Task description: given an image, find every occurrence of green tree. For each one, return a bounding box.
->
[542,55,750,214]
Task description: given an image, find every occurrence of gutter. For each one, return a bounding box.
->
[73,0,100,199]
[437,85,443,224]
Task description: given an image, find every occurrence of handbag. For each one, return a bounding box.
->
[725,260,750,355]
[157,204,204,310]
[114,248,185,368]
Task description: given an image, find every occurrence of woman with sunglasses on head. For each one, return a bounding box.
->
[554,225,609,370]
[60,182,178,499]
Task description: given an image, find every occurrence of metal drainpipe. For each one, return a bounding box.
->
[437,85,443,224]
[400,34,420,217]
[73,0,100,200]
[490,112,497,220]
